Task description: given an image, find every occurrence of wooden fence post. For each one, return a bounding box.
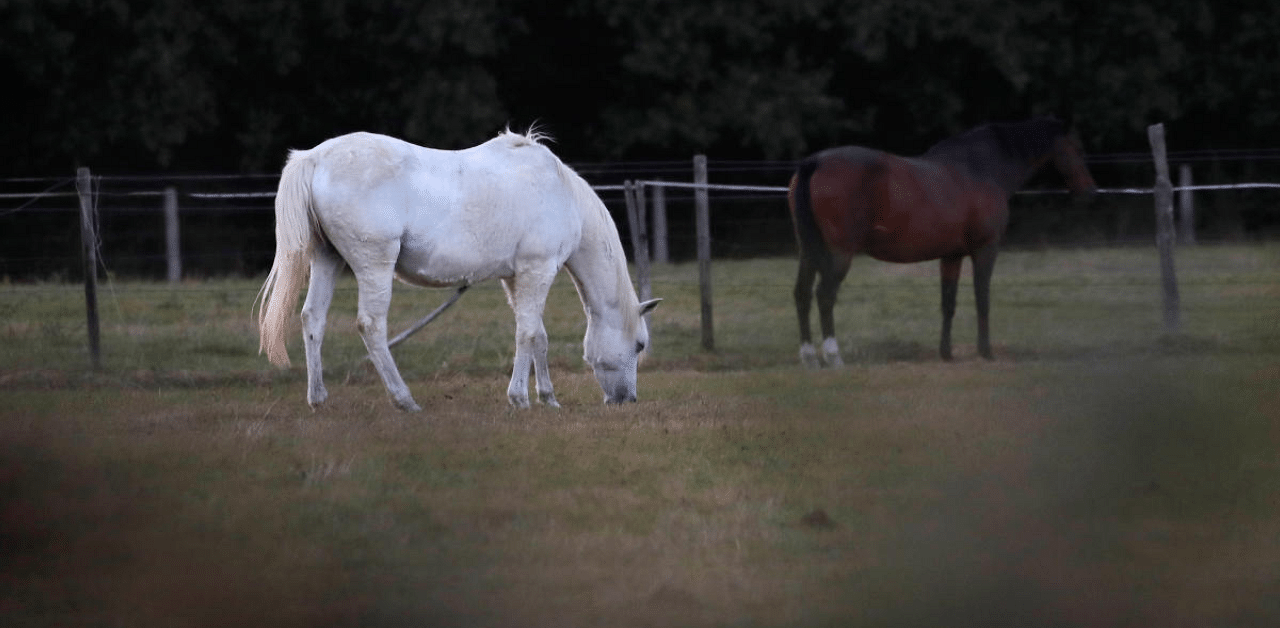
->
[1177,163,1196,245]
[651,182,668,264]
[1147,124,1181,332]
[77,167,101,368]
[694,155,714,350]
[164,186,182,282]
[623,181,652,302]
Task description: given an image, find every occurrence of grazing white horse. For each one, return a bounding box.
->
[256,129,660,411]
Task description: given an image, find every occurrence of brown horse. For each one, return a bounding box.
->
[788,117,1096,367]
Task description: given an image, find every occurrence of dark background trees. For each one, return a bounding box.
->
[3,0,1277,174]
[1,0,1277,279]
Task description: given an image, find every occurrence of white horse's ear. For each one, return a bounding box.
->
[639,298,662,315]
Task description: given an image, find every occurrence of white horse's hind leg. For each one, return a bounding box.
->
[349,243,421,412]
[301,247,343,408]
[502,267,559,408]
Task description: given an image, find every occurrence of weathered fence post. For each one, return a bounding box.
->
[1177,163,1196,245]
[1147,123,1181,332]
[693,155,714,350]
[163,186,182,282]
[77,167,101,368]
[623,181,652,302]
[651,182,669,264]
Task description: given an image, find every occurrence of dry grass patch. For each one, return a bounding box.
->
[3,360,1279,626]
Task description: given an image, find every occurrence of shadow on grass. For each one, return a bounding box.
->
[1000,332,1262,362]
[841,338,934,363]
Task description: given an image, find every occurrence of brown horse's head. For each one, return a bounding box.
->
[1051,132,1098,200]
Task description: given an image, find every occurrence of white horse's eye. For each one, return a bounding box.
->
[635,341,646,354]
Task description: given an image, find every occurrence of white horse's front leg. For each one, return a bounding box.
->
[503,271,558,408]
[301,248,343,409]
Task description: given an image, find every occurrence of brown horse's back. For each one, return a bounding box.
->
[798,147,1008,264]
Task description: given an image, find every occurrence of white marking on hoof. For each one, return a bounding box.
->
[821,337,844,368]
[800,343,821,369]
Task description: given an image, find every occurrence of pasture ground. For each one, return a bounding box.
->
[3,245,1279,627]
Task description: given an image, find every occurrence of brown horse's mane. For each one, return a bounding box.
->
[925,117,1065,161]
[921,117,1067,191]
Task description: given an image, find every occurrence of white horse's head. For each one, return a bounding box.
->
[585,298,661,404]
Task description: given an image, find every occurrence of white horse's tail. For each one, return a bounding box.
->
[256,151,318,367]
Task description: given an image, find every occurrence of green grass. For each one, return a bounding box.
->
[2,244,1279,626]
[3,243,1278,374]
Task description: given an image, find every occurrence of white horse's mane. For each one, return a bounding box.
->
[498,123,554,147]
[571,169,640,332]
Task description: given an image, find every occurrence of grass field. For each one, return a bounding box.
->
[2,244,1279,627]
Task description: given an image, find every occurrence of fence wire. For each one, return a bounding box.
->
[3,152,1280,279]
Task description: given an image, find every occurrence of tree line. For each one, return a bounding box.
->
[2,0,1277,175]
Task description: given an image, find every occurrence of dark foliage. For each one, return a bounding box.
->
[2,0,1277,172]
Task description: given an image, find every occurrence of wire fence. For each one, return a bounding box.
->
[5,145,1279,374]
[2,150,1280,281]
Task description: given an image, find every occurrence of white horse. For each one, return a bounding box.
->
[255,129,660,411]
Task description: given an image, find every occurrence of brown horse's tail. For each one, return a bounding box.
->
[788,157,831,269]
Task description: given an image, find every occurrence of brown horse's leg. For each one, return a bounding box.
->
[794,255,820,368]
[972,243,999,360]
[815,257,851,367]
[939,255,963,361]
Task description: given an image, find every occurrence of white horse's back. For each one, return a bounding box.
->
[300,131,583,287]
[256,130,659,411]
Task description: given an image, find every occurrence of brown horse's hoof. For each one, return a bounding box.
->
[799,343,822,369]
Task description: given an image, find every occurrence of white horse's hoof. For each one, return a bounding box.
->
[393,396,422,412]
[539,391,560,408]
[307,388,329,409]
[508,394,531,409]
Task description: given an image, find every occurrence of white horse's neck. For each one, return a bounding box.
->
[560,174,639,357]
